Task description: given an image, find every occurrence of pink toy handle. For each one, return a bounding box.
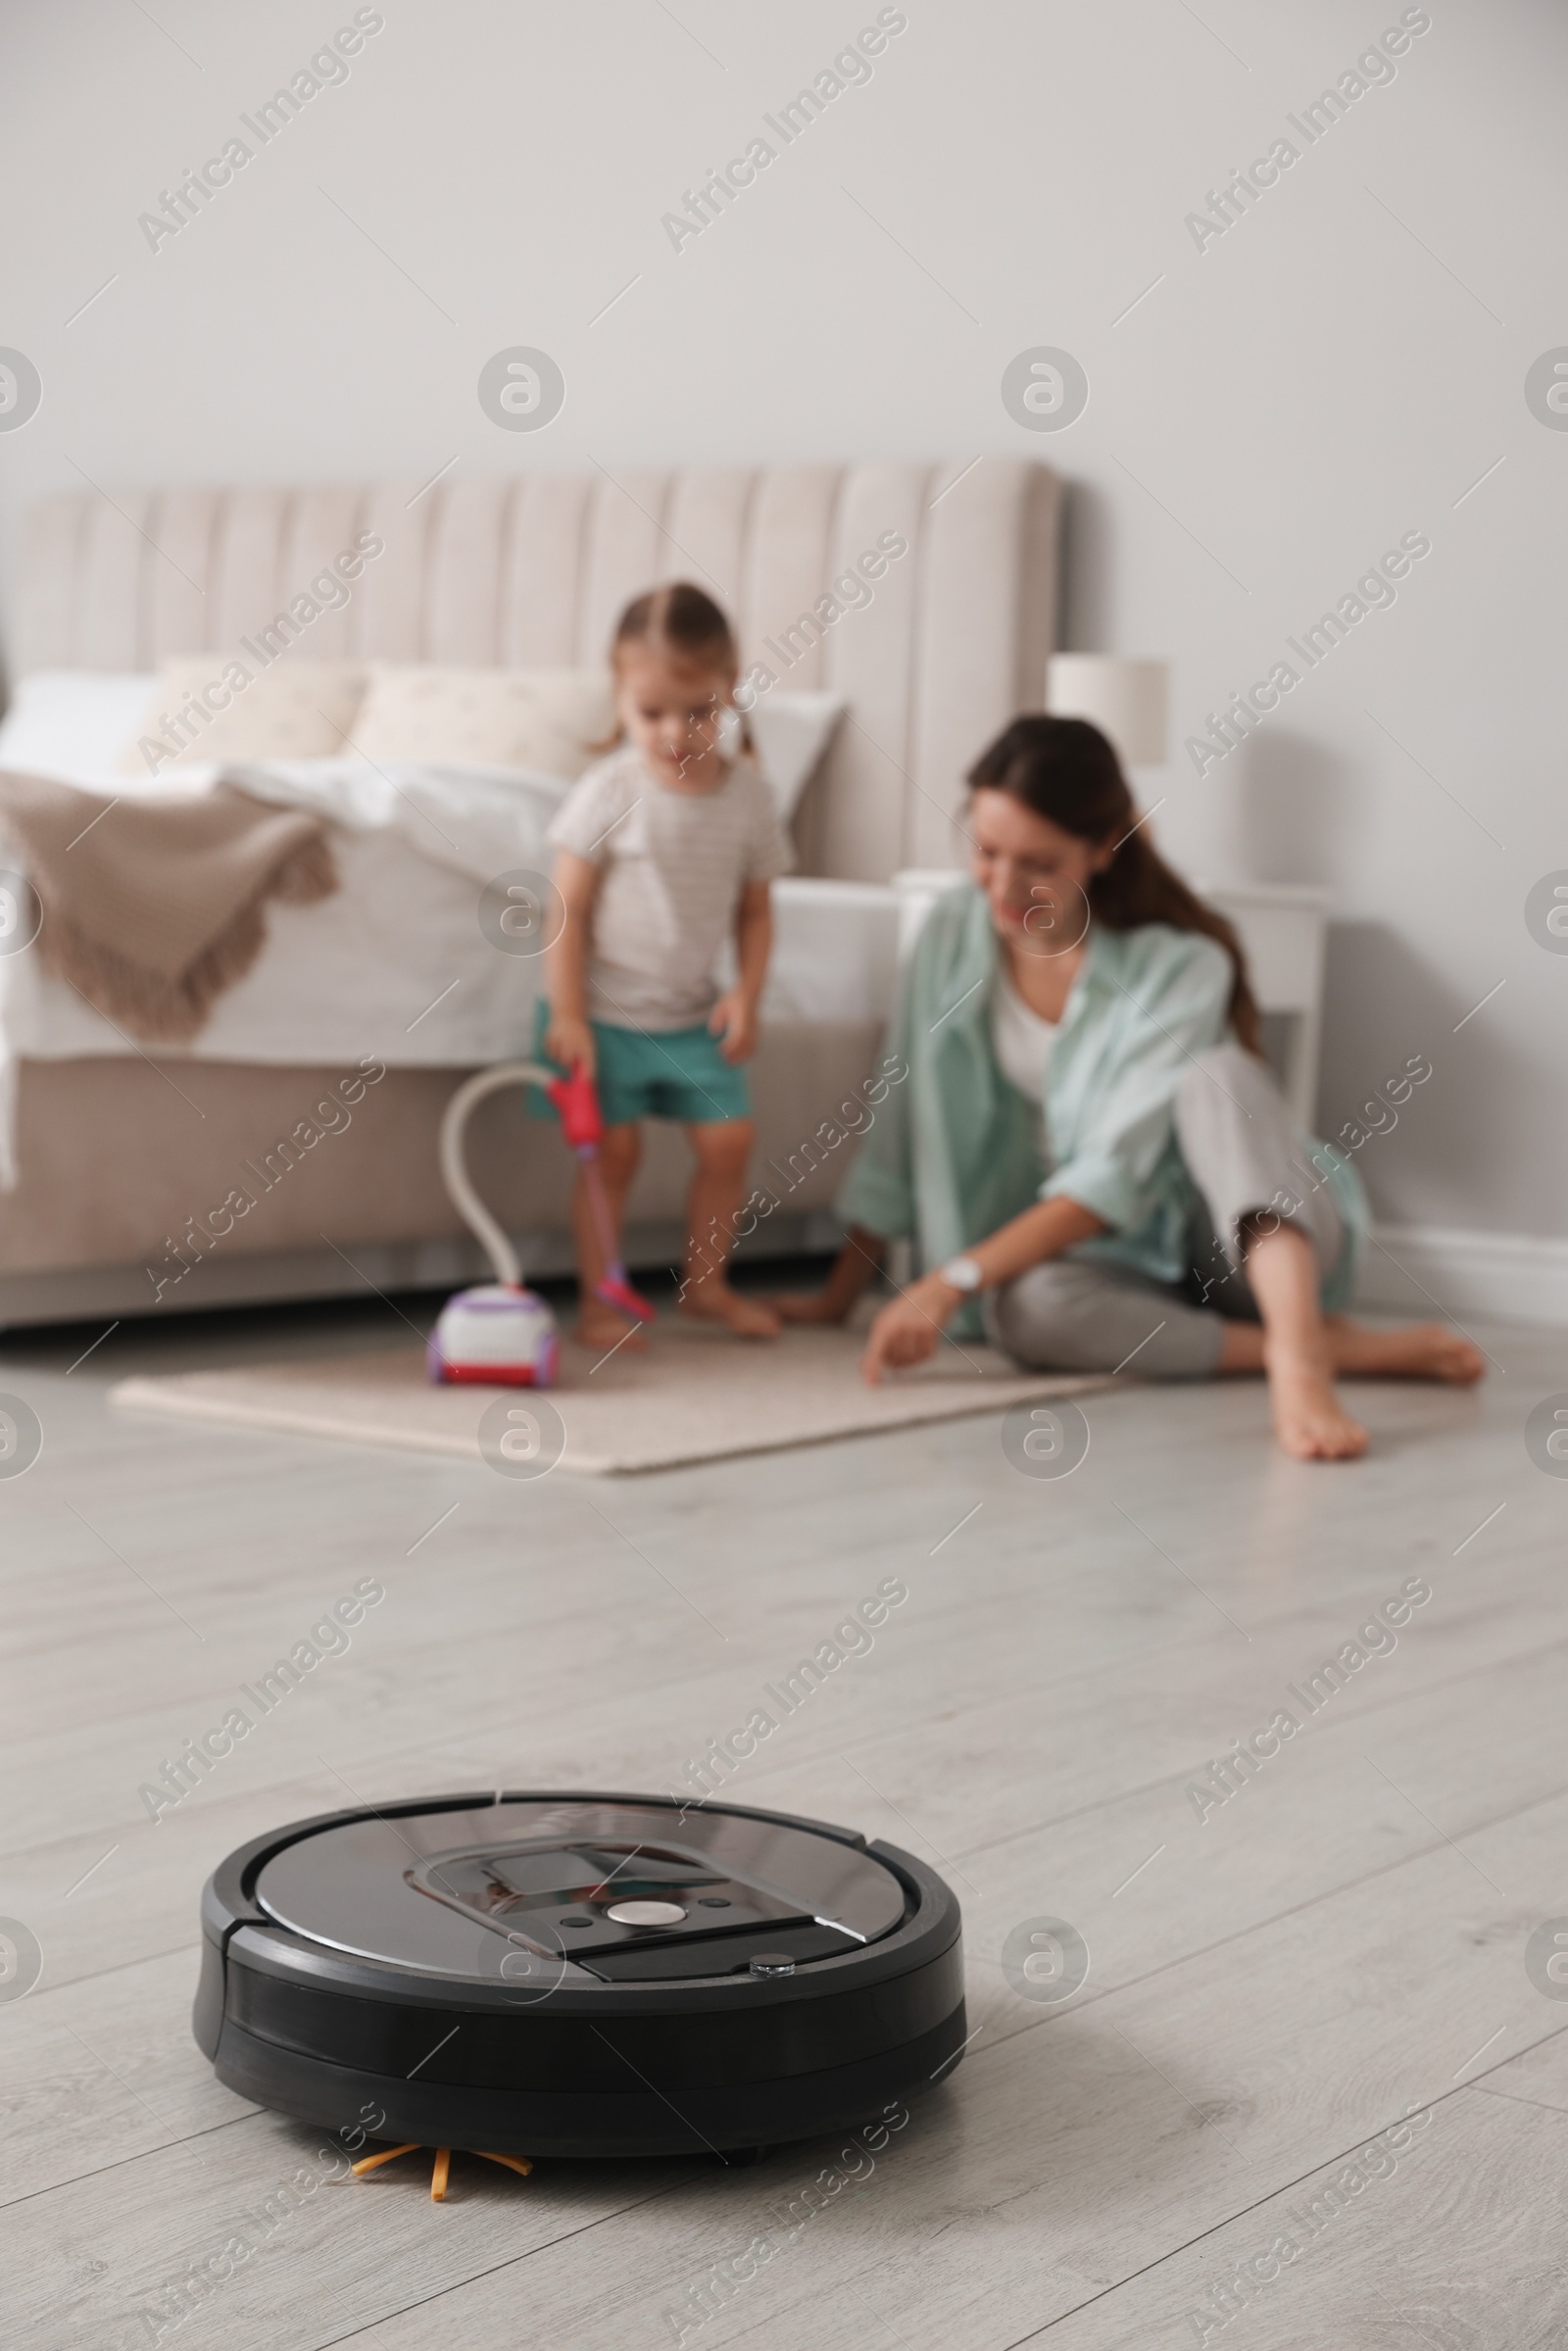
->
[545,1063,603,1153]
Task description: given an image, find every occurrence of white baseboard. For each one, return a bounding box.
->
[1356,1224,1568,1328]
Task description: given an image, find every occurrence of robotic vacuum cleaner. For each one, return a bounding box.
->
[194,1791,965,2158]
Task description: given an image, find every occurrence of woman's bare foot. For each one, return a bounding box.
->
[577,1301,649,1352]
[1323,1317,1486,1384]
[766,1292,850,1327]
[679,1283,780,1338]
[1265,1345,1368,1460]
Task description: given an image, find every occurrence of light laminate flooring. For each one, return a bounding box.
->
[3,1292,1566,2351]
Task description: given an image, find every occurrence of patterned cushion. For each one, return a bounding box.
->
[350,664,615,780]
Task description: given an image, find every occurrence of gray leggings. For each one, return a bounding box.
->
[983,1044,1343,1380]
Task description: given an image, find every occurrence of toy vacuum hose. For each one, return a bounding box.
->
[437,1060,560,1289]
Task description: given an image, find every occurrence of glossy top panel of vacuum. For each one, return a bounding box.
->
[251,1793,908,1986]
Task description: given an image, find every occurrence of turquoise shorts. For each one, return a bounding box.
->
[529,1004,751,1128]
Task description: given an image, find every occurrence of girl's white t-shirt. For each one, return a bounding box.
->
[991,966,1058,1166]
[548,747,792,1031]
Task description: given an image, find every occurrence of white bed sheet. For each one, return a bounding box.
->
[0,754,899,1180]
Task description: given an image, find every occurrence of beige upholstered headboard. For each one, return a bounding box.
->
[17,461,1060,883]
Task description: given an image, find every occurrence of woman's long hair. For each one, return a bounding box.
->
[967,714,1262,1053]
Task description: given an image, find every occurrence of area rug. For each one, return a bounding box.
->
[108,1318,1107,1476]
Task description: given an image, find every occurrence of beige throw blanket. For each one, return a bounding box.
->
[0,772,337,1041]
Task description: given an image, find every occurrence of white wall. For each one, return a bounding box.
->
[1,0,1564,1284]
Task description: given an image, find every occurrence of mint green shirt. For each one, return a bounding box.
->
[839,883,1365,1329]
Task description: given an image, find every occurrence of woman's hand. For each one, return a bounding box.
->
[861,1274,961,1386]
[546,1010,596,1077]
[709,990,758,1063]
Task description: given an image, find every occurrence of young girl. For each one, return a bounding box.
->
[782,714,1483,1460]
[540,583,790,1348]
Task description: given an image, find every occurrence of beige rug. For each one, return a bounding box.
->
[109,1317,1105,1476]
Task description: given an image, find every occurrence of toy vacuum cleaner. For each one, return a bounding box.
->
[193,1790,966,2170]
[427,1059,656,1387]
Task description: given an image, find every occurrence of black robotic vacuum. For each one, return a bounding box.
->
[194,1791,966,2157]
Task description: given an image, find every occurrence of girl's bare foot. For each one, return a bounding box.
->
[578,1301,649,1353]
[1323,1317,1485,1384]
[679,1283,780,1338]
[1265,1345,1368,1460]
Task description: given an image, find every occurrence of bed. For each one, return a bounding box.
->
[0,461,1063,1325]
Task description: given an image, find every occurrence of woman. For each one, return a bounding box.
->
[782,715,1482,1459]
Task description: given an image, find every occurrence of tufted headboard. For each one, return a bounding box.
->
[17,460,1061,883]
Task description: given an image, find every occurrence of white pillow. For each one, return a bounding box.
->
[117,658,367,775]
[748,690,846,821]
[352,664,614,780]
[0,671,156,780]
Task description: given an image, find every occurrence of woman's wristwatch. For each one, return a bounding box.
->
[938,1253,985,1294]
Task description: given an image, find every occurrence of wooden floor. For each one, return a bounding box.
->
[4,1289,1567,2351]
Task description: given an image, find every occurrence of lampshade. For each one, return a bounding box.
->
[1046,656,1169,766]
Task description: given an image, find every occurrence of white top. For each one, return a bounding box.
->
[547,747,793,1030]
[990,966,1057,1166]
